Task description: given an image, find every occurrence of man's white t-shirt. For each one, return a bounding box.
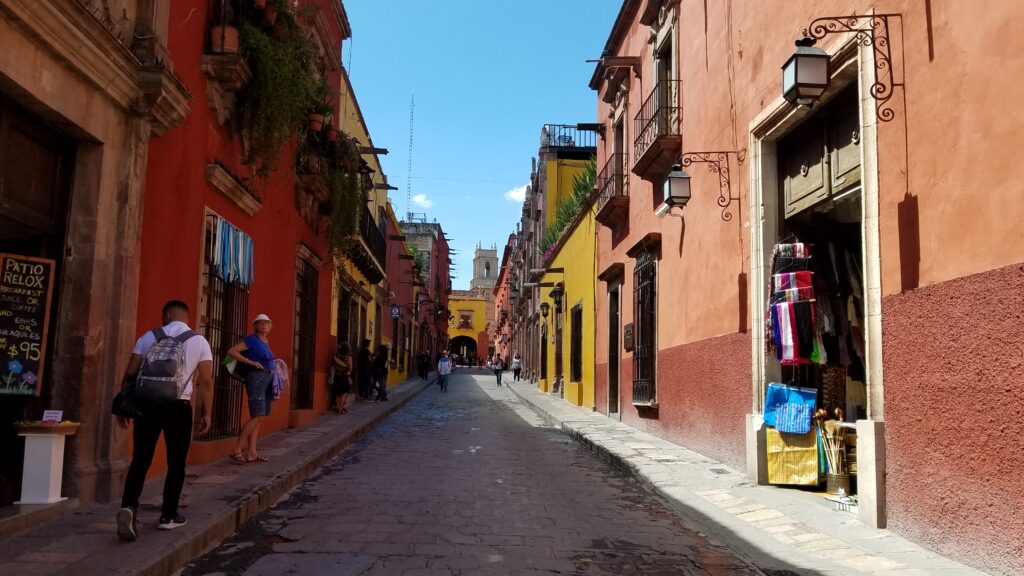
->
[132,321,213,401]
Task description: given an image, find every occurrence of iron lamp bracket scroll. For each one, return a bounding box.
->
[678,150,746,222]
[802,13,903,122]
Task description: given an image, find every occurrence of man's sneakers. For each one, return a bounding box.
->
[157,514,188,530]
[116,507,137,542]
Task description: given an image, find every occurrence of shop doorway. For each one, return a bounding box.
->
[0,97,74,506]
[607,284,621,418]
[762,83,869,489]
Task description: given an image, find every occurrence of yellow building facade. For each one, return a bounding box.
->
[447,292,489,362]
[544,159,592,228]
[538,208,597,408]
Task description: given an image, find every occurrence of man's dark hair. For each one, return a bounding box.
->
[162,300,189,317]
[361,338,370,348]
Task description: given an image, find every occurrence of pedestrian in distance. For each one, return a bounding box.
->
[437,350,452,392]
[330,341,353,414]
[228,314,276,464]
[372,343,389,401]
[116,300,214,541]
[356,338,372,401]
[512,352,522,382]
[417,350,430,380]
[493,356,504,386]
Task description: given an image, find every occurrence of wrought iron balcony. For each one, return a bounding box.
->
[540,124,598,151]
[632,80,682,180]
[595,152,628,227]
[350,207,386,284]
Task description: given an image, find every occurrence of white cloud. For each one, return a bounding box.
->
[412,194,433,208]
[504,184,528,203]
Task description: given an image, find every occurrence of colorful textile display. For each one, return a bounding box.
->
[821,366,847,411]
[773,271,813,292]
[211,215,255,287]
[775,243,812,258]
[766,427,820,486]
[771,287,816,303]
[764,382,817,434]
[771,302,825,365]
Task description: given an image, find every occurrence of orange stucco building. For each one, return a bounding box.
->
[589,1,1024,573]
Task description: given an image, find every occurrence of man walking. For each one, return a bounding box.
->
[437,351,452,392]
[116,300,213,541]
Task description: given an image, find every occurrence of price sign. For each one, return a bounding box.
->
[0,254,55,396]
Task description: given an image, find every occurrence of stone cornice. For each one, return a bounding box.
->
[2,0,142,110]
[206,163,261,216]
[140,64,192,136]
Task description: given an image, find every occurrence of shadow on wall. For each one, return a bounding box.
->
[737,271,748,333]
[897,191,920,292]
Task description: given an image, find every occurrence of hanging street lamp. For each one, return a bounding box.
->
[782,37,830,107]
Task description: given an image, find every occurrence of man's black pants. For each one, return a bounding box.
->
[121,400,192,519]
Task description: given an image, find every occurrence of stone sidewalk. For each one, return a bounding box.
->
[0,375,434,576]
[504,378,990,576]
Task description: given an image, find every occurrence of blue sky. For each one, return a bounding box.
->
[344,1,620,289]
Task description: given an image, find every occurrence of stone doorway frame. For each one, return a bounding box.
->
[744,36,887,528]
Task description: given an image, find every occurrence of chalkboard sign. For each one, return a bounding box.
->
[0,254,56,396]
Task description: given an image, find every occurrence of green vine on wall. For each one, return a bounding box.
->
[237,4,320,176]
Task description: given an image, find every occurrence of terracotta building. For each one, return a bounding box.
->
[399,218,452,362]
[588,0,1024,573]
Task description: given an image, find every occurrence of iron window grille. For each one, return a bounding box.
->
[198,220,248,441]
[632,249,658,405]
[570,304,583,383]
[292,257,318,409]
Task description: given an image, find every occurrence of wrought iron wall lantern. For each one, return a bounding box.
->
[540,302,550,319]
[550,283,564,313]
[656,151,746,221]
[784,13,903,122]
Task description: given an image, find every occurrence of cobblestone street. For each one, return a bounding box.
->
[182,370,763,576]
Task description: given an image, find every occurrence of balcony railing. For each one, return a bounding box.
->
[360,207,387,268]
[541,124,598,150]
[595,152,628,225]
[633,80,682,169]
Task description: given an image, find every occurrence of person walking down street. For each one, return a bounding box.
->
[116,300,213,541]
[228,314,276,465]
[417,350,430,380]
[372,344,389,401]
[437,351,452,392]
[512,352,522,382]
[493,356,504,386]
[330,342,353,414]
[356,339,372,401]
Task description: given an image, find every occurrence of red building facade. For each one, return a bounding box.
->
[136,0,351,469]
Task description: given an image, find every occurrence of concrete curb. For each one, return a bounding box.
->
[140,378,432,576]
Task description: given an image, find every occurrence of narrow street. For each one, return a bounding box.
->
[182,370,761,576]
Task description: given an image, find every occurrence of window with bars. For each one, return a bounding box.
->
[292,257,318,409]
[632,249,658,405]
[198,216,248,440]
[570,304,583,383]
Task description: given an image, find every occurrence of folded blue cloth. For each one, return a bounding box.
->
[764,382,817,434]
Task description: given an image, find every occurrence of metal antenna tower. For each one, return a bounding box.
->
[406,92,415,220]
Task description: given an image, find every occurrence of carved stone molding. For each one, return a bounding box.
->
[206,163,261,216]
[201,55,252,126]
[296,175,329,229]
[139,65,192,136]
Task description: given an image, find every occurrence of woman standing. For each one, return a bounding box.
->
[511,352,522,382]
[330,342,352,414]
[229,314,275,464]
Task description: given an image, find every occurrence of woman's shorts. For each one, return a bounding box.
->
[245,370,274,417]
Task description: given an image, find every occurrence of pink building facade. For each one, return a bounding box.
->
[590,1,1024,573]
